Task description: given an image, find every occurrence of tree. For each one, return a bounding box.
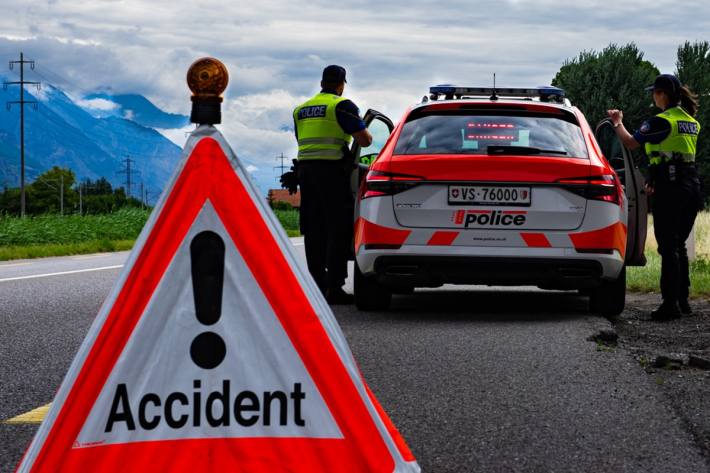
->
[676,41,710,199]
[76,178,143,213]
[27,166,77,215]
[0,187,21,215]
[82,177,114,196]
[552,43,659,129]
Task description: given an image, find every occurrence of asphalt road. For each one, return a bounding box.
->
[1,243,707,472]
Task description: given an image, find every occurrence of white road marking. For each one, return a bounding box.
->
[0,265,124,283]
[0,238,304,283]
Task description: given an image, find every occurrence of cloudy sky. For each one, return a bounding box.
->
[1,0,709,186]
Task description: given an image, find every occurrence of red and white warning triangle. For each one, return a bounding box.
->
[17,126,419,472]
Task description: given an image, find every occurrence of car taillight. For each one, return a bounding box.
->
[361,170,424,199]
[557,174,621,205]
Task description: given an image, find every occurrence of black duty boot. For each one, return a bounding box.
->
[325,287,354,305]
[679,300,693,315]
[650,301,682,321]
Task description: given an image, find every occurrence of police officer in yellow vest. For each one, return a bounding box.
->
[608,74,704,320]
[292,65,372,304]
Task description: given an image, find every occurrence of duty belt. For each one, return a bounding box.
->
[648,151,695,166]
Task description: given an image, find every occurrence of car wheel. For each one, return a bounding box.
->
[589,266,626,316]
[354,262,392,311]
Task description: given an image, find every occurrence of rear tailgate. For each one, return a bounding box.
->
[390,155,590,231]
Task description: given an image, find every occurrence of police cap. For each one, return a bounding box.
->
[645,74,681,94]
[322,65,347,83]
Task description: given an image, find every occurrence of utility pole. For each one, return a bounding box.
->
[144,186,154,207]
[78,182,82,215]
[274,153,288,181]
[140,181,145,209]
[60,173,63,215]
[117,156,139,197]
[4,52,40,217]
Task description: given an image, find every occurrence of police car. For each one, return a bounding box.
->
[349,85,648,314]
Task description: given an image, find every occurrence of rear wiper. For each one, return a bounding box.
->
[487,145,568,156]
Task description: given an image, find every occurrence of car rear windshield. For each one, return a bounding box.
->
[393,109,589,158]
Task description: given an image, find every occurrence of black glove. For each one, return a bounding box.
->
[279,159,299,194]
[341,145,357,173]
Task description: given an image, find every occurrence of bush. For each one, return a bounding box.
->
[270,200,294,211]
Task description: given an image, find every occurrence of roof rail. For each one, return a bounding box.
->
[427,85,569,105]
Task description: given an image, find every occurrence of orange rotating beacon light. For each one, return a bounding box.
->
[187,57,229,125]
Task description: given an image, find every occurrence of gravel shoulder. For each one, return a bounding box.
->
[615,292,710,465]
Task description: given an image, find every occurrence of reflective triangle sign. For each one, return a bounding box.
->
[17,126,419,473]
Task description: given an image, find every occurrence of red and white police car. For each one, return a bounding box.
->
[350,86,647,314]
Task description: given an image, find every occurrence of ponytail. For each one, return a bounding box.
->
[678,85,699,116]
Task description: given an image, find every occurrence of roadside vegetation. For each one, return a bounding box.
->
[273,208,300,237]
[0,208,149,260]
[0,167,145,216]
[0,204,300,261]
[628,211,710,297]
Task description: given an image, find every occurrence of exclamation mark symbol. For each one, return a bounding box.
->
[189,230,226,369]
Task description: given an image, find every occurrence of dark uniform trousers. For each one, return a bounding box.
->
[297,160,353,293]
[651,164,703,303]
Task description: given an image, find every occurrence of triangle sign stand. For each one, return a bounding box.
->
[17,125,420,472]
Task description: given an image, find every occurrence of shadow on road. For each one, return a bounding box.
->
[346,287,592,324]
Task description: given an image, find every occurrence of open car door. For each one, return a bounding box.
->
[347,109,394,260]
[349,109,395,199]
[594,118,648,266]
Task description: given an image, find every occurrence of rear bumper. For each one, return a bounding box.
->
[357,244,623,290]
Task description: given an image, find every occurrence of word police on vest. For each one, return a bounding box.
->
[298,105,327,119]
[105,380,307,432]
[678,121,699,135]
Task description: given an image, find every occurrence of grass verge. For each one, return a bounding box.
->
[273,209,300,237]
[628,211,710,297]
[0,208,150,246]
[628,252,710,297]
[0,207,301,261]
[0,208,150,261]
[0,240,135,261]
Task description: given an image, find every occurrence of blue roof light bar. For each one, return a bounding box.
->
[428,85,566,102]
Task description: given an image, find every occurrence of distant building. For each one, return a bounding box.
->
[267,189,301,209]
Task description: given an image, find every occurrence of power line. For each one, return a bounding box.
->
[144,186,156,207]
[31,64,100,101]
[117,156,140,198]
[35,175,65,215]
[4,52,40,217]
[274,153,288,180]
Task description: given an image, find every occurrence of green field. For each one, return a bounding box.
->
[273,209,300,237]
[0,207,300,261]
[0,208,150,260]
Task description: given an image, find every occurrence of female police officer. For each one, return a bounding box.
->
[607,74,703,320]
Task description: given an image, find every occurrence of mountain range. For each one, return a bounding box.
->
[0,77,192,202]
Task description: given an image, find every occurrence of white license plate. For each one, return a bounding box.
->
[448,186,531,206]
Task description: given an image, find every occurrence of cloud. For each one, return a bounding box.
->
[2,2,707,107]
[1,0,709,190]
[74,97,119,111]
[156,126,194,147]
